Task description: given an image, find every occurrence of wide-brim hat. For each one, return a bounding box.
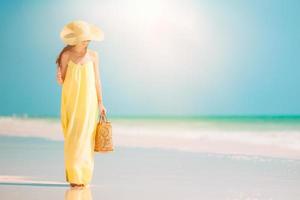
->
[60,20,104,45]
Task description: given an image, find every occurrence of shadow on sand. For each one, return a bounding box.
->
[0,181,69,187]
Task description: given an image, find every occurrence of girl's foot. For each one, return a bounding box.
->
[70,183,85,188]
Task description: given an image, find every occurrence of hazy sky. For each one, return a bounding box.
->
[0,0,299,117]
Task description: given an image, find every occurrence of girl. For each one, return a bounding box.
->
[56,20,106,188]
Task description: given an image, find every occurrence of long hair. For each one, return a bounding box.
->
[55,45,74,68]
[55,45,88,68]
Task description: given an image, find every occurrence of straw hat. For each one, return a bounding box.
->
[60,20,104,45]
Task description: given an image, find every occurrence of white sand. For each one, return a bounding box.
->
[1,124,300,199]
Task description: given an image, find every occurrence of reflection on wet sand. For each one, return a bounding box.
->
[64,186,93,200]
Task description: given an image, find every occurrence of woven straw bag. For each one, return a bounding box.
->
[94,113,114,152]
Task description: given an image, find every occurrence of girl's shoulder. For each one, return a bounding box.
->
[61,50,71,64]
[87,48,98,57]
[87,49,99,63]
[62,49,71,59]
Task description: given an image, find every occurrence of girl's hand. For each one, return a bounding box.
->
[99,103,107,116]
[56,67,63,85]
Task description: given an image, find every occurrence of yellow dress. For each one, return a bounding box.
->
[60,59,99,185]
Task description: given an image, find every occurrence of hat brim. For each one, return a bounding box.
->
[60,21,104,45]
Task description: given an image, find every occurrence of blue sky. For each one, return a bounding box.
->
[0,0,299,117]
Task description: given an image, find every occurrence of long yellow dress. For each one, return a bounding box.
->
[60,59,99,185]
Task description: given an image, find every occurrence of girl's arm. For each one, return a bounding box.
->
[59,52,69,82]
[92,51,104,105]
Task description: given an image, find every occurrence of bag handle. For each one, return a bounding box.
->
[99,112,107,123]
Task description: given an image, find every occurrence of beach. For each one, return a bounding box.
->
[1,0,299,199]
[0,116,300,199]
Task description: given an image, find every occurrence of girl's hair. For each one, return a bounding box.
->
[55,45,88,68]
[55,45,74,68]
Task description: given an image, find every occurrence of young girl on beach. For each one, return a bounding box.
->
[55,20,106,188]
